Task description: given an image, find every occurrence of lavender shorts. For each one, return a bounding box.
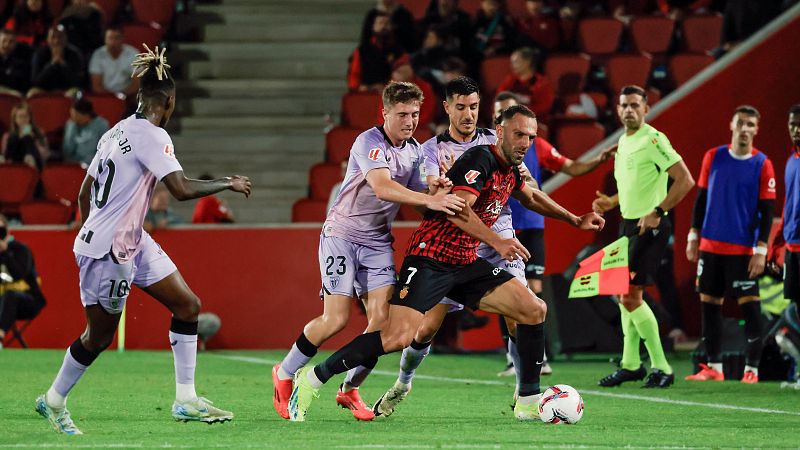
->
[75,233,176,314]
[318,234,396,298]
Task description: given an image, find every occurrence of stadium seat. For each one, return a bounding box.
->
[27,94,71,144]
[480,56,510,95]
[545,53,591,96]
[41,163,86,204]
[605,53,653,97]
[85,94,125,125]
[555,121,605,159]
[309,163,343,201]
[682,13,724,53]
[326,126,360,163]
[0,164,39,216]
[20,201,73,225]
[131,0,177,27]
[93,0,121,26]
[630,16,675,54]
[341,92,381,129]
[577,17,623,57]
[122,23,165,52]
[0,93,21,133]
[669,53,715,87]
[292,198,328,222]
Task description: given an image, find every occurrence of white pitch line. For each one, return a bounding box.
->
[212,353,800,417]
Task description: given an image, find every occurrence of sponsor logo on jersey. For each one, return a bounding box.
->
[768,178,776,191]
[486,199,504,215]
[164,144,175,158]
[368,147,382,161]
[465,170,480,184]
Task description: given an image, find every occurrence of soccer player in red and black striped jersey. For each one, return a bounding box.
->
[685,105,775,384]
[287,105,604,422]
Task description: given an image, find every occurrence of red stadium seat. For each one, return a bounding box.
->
[577,17,623,57]
[480,56,510,95]
[131,0,177,27]
[682,13,723,53]
[85,94,125,125]
[545,53,591,96]
[555,121,605,159]
[122,23,165,52]
[93,0,121,26]
[41,163,86,204]
[0,164,39,216]
[669,53,714,87]
[630,16,675,54]
[20,201,73,225]
[27,94,71,143]
[326,126,360,163]
[0,93,22,133]
[341,92,381,129]
[292,198,328,222]
[397,0,427,19]
[309,163,343,201]
[605,53,653,97]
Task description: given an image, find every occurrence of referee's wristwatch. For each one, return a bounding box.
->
[653,206,668,217]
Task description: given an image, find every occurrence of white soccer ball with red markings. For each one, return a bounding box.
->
[538,384,584,424]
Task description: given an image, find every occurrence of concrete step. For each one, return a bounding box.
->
[174,41,353,60]
[172,197,295,223]
[176,153,321,170]
[202,23,360,42]
[182,96,339,117]
[176,114,327,131]
[177,78,345,97]
[171,132,323,151]
[185,59,349,80]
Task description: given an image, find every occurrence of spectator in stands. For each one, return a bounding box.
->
[516,0,561,52]
[4,0,51,47]
[89,27,139,98]
[62,96,108,167]
[0,28,32,96]
[29,25,85,97]
[720,0,784,54]
[192,174,236,224]
[471,0,516,61]
[0,213,46,350]
[347,10,405,92]
[1,102,48,170]
[410,26,452,88]
[362,0,418,53]
[421,0,472,61]
[144,184,183,232]
[496,47,555,123]
[58,0,104,60]
[386,54,436,129]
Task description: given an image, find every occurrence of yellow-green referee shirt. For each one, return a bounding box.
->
[614,123,682,220]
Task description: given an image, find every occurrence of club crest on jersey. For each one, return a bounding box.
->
[465,170,480,184]
[164,144,175,158]
[368,147,382,161]
[399,285,409,299]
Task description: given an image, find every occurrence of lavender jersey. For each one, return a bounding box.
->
[422,128,516,234]
[73,114,183,263]
[324,126,427,247]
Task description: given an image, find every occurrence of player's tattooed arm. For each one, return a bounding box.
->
[448,189,530,262]
[162,171,252,201]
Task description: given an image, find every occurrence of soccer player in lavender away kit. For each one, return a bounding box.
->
[271,81,464,421]
[686,105,775,383]
[34,46,252,435]
[288,105,604,422]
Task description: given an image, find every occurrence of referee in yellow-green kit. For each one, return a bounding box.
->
[592,85,695,388]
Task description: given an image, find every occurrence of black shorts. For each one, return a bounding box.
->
[622,216,671,286]
[784,249,800,301]
[516,228,545,280]
[389,255,516,313]
[696,252,759,298]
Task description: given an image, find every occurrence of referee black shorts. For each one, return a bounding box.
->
[389,255,515,313]
[622,216,671,287]
[516,228,545,280]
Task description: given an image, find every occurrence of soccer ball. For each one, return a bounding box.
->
[537,384,584,424]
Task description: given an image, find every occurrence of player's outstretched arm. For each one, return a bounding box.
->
[447,189,530,262]
[162,171,252,201]
[560,145,617,177]
[366,168,464,215]
[511,184,604,231]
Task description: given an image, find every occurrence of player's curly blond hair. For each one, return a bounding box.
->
[131,44,171,81]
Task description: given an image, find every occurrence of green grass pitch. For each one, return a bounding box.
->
[1,349,798,449]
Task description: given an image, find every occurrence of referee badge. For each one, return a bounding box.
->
[399,285,409,299]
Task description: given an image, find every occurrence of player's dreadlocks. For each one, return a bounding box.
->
[131,44,175,107]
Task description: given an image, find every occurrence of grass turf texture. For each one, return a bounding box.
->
[1,349,797,449]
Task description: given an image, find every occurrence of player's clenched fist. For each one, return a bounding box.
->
[576,212,605,231]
